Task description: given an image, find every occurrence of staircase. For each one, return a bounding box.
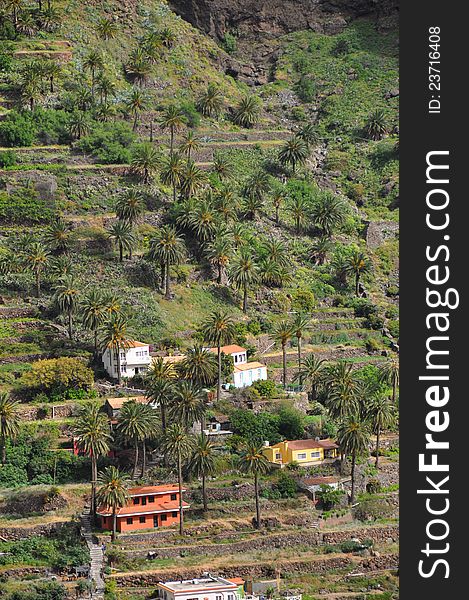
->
[80,510,105,599]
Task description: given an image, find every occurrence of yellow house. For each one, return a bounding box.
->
[263,438,339,467]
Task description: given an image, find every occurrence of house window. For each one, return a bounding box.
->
[148,496,155,503]
[297,453,307,460]
[142,497,147,506]
[275,453,281,460]
[126,518,133,525]
[311,451,320,458]
[133,498,140,505]
[161,514,167,522]
[234,355,238,363]
[170,493,177,501]
[172,511,178,518]
[139,516,146,524]
[216,596,222,600]
[228,595,235,600]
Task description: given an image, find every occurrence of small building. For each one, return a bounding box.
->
[102,341,151,379]
[262,438,339,467]
[157,576,244,600]
[209,344,248,366]
[233,361,267,388]
[203,414,233,438]
[97,484,189,533]
[103,396,147,420]
[300,476,343,502]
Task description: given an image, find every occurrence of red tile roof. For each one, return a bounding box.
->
[97,499,190,518]
[287,438,339,451]
[210,344,246,355]
[128,484,183,496]
[107,340,148,348]
[302,476,340,486]
[105,396,147,409]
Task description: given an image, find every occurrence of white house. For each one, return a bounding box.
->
[102,341,151,379]
[157,576,243,600]
[209,344,248,366]
[208,345,268,389]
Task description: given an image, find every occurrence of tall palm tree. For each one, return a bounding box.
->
[117,400,158,479]
[188,434,215,511]
[213,155,233,181]
[23,241,50,298]
[159,105,186,155]
[100,315,132,385]
[179,131,200,163]
[262,239,289,268]
[126,87,148,131]
[278,136,309,173]
[197,83,224,118]
[365,394,396,469]
[83,50,104,95]
[160,424,194,534]
[96,75,116,105]
[271,189,285,225]
[44,219,71,255]
[115,189,145,226]
[337,416,370,504]
[146,359,176,433]
[160,152,184,203]
[229,248,259,313]
[238,444,269,529]
[295,354,326,401]
[68,111,91,141]
[345,248,372,297]
[125,47,152,86]
[42,60,62,93]
[0,393,19,465]
[232,95,261,128]
[311,237,333,266]
[186,196,219,246]
[291,313,310,380]
[201,310,237,402]
[96,466,130,542]
[53,275,80,340]
[244,170,270,207]
[169,381,207,430]
[296,124,319,148]
[271,320,293,388]
[131,143,160,184]
[178,345,218,388]
[81,289,107,355]
[74,404,112,516]
[206,235,231,284]
[147,225,185,299]
[215,189,239,223]
[323,363,360,421]
[290,195,309,234]
[107,221,136,262]
[180,161,207,199]
[378,359,399,404]
[311,192,348,238]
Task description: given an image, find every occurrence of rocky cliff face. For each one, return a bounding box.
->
[169,0,398,39]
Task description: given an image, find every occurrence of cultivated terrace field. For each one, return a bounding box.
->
[0,1,399,600]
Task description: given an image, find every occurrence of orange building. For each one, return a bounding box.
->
[97,484,190,533]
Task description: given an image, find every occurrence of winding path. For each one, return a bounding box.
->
[81,510,105,599]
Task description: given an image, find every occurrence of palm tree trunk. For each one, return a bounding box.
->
[170,127,174,155]
[350,451,356,504]
[112,507,117,542]
[68,310,73,340]
[217,345,221,402]
[133,114,138,131]
[202,474,207,512]
[282,344,287,388]
[165,257,171,300]
[36,270,40,298]
[150,121,153,142]
[275,206,279,224]
[50,76,54,93]
[141,440,147,477]
[116,346,122,385]
[254,473,261,529]
[177,451,184,535]
[217,264,222,284]
[297,335,301,385]
[160,401,167,432]
[91,455,97,516]
[243,286,248,313]
[375,428,381,469]
[119,242,123,262]
[132,440,139,479]
[355,273,360,297]
[1,435,5,465]
[392,380,397,404]
[172,180,177,203]
[94,330,98,357]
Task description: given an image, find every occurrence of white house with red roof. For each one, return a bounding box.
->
[102,340,151,379]
[208,344,268,389]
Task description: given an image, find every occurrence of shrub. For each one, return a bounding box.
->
[274,471,298,498]
[294,75,317,103]
[0,112,37,147]
[0,150,16,167]
[21,357,94,396]
[276,405,305,439]
[179,101,201,128]
[317,484,345,509]
[292,289,315,312]
[230,409,281,444]
[76,121,136,164]
[0,464,29,487]
[0,186,56,224]
[251,379,278,399]
[222,32,237,54]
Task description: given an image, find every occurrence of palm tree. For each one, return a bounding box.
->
[83,50,104,95]
[278,137,309,173]
[259,260,290,288]
[271,189,285,225]
[96,16,118,41]
[107,221,137,262]
[159,105,186,155]
[44,219,70,254]
[232,95,261,128]
[206,235,231,284]
[131,143,160,184]
[180,161,207,199]
[96,466,130,542]
[0,393,19,465]
[126,87,148,131]
[100,315,132,385]
[147,225,185,299]
[238,444,269,528]
[229,248,259,313]
[81,289,107,355]
[291,313,310,380]
[311,237,333,265]
[178,345,218,388]
[146,358,177,432]
[42,60,62,93]
[96,76,117,105]
[53,275,80,340]
[68,111,91,141]
[179,131,200,163]
[187,196,219,245]
[160,424,194,534]
[262,239,289,268]
[160,27,176,48]
[295,354,326,401]
[289,195,309,234]
[115,189,145,226]
[244,170,270,208]
[201,310,237,402]
[197,83,224,118]
[74,404,112,516]
[125,47,151,87]
[365,394,396,468]
[117,400,158,479]
[271,320,293,388]
[213,154,233,181]
[364,109,388,140]
[345,248,372,297]
[188,434,215,511]
[296,124,319,148]
[337,416,370,503]
[49,255,73,279]
[378,359,399,404]
[23,241,49,298]
[215,189,238,223]
[160,152,184,203]
[169,381,207,430]
[311,192,348,238]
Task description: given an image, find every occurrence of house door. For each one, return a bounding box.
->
[153,516,158,528]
